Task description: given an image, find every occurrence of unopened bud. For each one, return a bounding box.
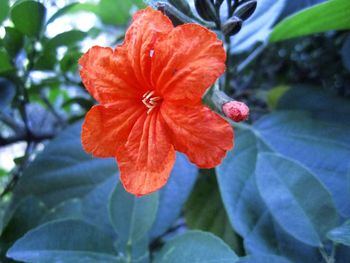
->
[221,16,242,36]
[195,0,217,22]
[222,101,249,122]
[234,0,257,21]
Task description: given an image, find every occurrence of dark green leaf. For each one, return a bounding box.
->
[0,0,10,24]
[10,0,46,37]
[327,220,350,246]
[0,48,13,73]
[270,0,350,42]
[185,170,243,255]
[60,51,82,72]
[256,153,338,246]
[3,27,24,57]
[154,231,238,263]
[62,97,93,111]
[7,219,120,263]
[150,153,197,239]
[109,183,158,248]
[33,49,57,70]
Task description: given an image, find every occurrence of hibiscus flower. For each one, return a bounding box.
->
[79,7,234,196]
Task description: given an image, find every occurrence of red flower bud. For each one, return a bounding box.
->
[222,101,249,122]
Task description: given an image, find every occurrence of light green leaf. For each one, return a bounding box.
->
[270,0,350,42]
[185,170,243,255]
[7,219,120,263]
[109,183,158,248]
[154,231,238,263]
[0,0,10,24]
[10,0,46,37]
[327,220,350,246]
[256,153,338,246]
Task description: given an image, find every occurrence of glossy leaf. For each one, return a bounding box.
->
[150,153,197,239]
[154,231,238,263]
[327,220,350,246]
[10,0,46,37]
[256,153,338,246]
[109,183,158,247]
[270,0,350,42]
[7,219,119,263]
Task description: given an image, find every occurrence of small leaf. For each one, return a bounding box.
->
[270,0,350,42]
[10,0,46,37]
[3,26,24,57]
[256,153,338,246]
[109,183,158,247]
[7,219,119,263]
[154,231,239,263]
[327,220,350,246]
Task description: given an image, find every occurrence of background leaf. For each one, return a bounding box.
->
[270,0,350,42]
[10,0,46,37]
[0,0,9,24]
[327,220,350,246]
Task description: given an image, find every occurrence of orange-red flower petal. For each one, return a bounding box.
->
[161,102,234,168]
[151,23,226,103]
[81,101,144,157]
[79,46,140,103]
[123,7,173,89]
[116,110,175,196]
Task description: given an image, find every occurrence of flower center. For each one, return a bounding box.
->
[142,90,162,114]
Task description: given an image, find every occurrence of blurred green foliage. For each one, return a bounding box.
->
[0,0,349,262]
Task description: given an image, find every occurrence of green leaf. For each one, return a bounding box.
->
[60,51,83,73]
[7,219,120,263]
[185,170,244,255]
[0,0,10,24]
[40,199,83,223]
[256,153,338,246]
[3,27,24,57]
[266,85,290,109]
[10,0,46,37]
[0,48,13,73]
[33,49,57,70]
[154,231,238,263]
[46,2,79,25]
[150,153,197,239]
[109,183,158,248]
[9,121,117,208]
[238,254,292,263]
[45,30,86,50]
[270,0,350,42]
[327,220,350,246]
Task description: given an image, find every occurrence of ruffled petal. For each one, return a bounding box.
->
[151,23,226,102]
[79,46,140,104]
[117,109,175,196]
[124,7,173,90]
[161,102,233,168]
[81,101,144,157]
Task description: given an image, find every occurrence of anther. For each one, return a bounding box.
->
[142,90,162,114]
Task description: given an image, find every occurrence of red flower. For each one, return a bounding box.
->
[79,7,234,196]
